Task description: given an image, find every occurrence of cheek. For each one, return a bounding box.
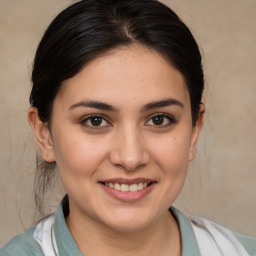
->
[149,130,192,174]
[150,132,192,204]
[52,129,108,178]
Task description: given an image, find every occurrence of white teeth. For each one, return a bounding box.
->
[105,182,150,192]
[120,184,129,192]
[129,183,138,192]
[138,183,144,190]
[114,183,121,191]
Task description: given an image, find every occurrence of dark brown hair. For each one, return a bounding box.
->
[30,0,204,211]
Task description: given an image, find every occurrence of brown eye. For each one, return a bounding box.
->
[146,113,176,127]
[81,115,110,128]
[152,115,164,125]
[90,116,102,126]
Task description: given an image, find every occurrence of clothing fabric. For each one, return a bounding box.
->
[191,217,251,256]
[33,215,58,256]
[1,198,256,256]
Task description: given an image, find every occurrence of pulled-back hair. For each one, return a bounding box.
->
[30,0,204,211]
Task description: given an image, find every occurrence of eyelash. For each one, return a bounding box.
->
[145,113,177,127]
[80,114,111,129]
[80,113,176,129]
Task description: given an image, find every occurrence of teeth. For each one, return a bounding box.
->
[138,183,144,190]
[129,183,138,192]
[105,182,149,192]
[120,184,129,192]
[114,183,121,191]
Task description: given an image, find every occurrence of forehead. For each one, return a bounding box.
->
[56,44,190,109]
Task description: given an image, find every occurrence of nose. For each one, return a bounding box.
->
[109,126,150,171]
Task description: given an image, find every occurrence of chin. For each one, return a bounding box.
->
[107,219,152,232]
[99,208,156,232]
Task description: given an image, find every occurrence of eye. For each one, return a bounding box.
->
[146,113,176,127]
[81,114,111,128]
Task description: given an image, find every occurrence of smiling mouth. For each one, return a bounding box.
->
[102,182,154,192]
[99,179,156,202]
[99,178,156,192]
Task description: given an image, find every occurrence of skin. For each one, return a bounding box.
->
[28,44,204,256]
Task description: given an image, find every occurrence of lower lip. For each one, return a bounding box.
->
[100,183,156,202]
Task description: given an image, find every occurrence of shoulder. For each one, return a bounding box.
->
[191,216,256,256]
[0,226,44,256]
[233,232,256,256]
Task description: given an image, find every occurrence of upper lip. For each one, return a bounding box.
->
[99,178,156,185]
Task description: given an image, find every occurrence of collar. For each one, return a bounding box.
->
[171,207,201,256]
[54,197,201,256]
[54,196,83,256]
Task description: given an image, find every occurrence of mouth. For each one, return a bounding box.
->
[100,181,154,192]
[98,178,156,202]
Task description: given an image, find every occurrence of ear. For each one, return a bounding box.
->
[188,104,205,161]
[28,107,55,162]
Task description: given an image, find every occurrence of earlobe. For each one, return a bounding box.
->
[189,104,205,161]
[28,107,55,163]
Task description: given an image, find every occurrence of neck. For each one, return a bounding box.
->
[66,206,181,256]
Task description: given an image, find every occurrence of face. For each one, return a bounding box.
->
[31,45,203,232]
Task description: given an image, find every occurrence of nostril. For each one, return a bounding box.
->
[108,137,150,171]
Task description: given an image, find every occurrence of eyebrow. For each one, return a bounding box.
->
[141,98,184,112]
[68,100,118,112]
[68,98,184,112]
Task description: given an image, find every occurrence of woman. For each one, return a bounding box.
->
[1,0,255,255]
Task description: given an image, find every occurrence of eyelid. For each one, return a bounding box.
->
[80,114,112,128]
[145,113,177,126]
